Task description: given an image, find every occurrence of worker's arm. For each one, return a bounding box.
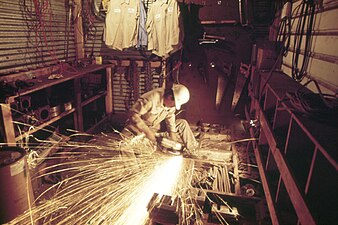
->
[128,112,156,142]
[165,108,179,142]
[127,96,157,142]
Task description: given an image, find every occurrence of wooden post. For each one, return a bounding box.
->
[215,75,226,110]
[105,66,113,119]
[233,152,241,195]
[161,58,166,88]
[132,61,140,101]
[74,78,83,131]
[0,103,16,146]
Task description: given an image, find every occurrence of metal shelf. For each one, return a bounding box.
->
[248,70,337,225]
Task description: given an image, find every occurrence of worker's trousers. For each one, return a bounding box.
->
[175,119,198,151]
[123,118,198,151]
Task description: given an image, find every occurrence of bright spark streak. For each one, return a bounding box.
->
[5,123,229,225]
[3,107,240,225]
[114,156,183,225]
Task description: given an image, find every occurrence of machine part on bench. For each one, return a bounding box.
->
[63,101,73,111]
[19,95,31,111]
[50,105,61,118]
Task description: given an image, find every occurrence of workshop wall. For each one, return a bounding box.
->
[84,0,255,125]
[0,0,76,76]
[271,0,338,95]
[112,67,161,112]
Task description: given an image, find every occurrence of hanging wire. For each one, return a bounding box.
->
[31,0,79,74]
[276,2,292,56]
[291,0,317,81]
[33,0,59,64]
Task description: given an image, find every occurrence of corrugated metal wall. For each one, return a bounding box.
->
[0,0,76,76]
[112,68,161,112]
[273,0,338,94]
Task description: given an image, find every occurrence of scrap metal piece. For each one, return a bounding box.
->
[216,75,226,110]
[148,193,180,225]
[215,62,232,110]
[231,63,251,112]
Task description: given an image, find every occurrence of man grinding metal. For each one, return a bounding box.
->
[122,83,198,155]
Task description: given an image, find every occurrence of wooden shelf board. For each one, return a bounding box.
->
[15,108,75,141]
[200,20,238,25]
[7,64,110,103]
[108,59,161,68]
[81,91,107,107]
[85,116,109,134]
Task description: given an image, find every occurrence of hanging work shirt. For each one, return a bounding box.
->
[166,0,184,53]
[130,88,176,133]
[137,0,148,48]
[147,0,183,58]
[104,0,140,50]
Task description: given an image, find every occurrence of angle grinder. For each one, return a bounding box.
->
[154,132,183,154]
[158,137,182,152]
[131,132,183,154]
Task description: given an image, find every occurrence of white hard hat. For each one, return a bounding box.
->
[172,84,190,110]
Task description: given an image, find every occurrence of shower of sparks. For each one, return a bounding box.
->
[113,156,183,225]
[1,112,251,225]
[3,124,204,225]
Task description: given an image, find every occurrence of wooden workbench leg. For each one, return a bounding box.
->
[74,78,83,132]
[105,67,113,120]
[0,103,16,146]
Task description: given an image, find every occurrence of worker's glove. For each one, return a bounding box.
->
[130,133,145,143]
[144,130,156,143]
[169,132,180,142]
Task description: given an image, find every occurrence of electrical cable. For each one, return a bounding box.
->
[284,79,338,117]
[32,0,78,79]
[33,0,59,64]
[64,0,72,61]
[291,0,316,81]
[160,61,182,82]
[259,1,316,100]
[83,0,97,53]
[299,0,316,79]
[277,14,291,56]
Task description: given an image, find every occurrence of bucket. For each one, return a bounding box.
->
[0,147,35,223]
